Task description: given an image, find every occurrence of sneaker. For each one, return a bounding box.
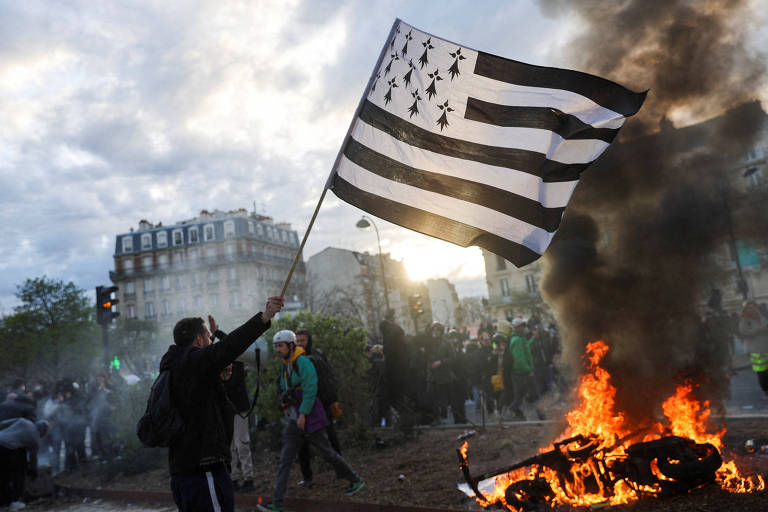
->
[344,479,366,496]
[256,504,282,512]
[297,479,314,489]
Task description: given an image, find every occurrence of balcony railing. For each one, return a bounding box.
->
[110,252,299,280]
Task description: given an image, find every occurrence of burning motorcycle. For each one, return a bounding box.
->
[457,433,723,510]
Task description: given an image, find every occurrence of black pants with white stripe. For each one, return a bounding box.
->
[171,465,234,512]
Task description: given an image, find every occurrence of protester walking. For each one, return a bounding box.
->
[257,330,364,512]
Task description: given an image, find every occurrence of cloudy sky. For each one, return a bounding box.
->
[0,0,582,310]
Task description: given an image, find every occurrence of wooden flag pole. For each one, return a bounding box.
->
[280,187,327,298]
[279,19,401,298]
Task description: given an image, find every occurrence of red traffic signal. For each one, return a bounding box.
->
[96,285,120,325]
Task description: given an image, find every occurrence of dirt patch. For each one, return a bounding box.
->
[53,419,768,511]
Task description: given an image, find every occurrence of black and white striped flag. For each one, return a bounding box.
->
[329,19,646,267]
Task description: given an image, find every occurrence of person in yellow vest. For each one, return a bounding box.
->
[738,301,768,398]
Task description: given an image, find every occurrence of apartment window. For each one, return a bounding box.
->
[230,291,241,308]
[256,224,264,237]
[161,275,170,291]
[161,299,171,317]
[247,221,254,235]
[194,296,203,309]
[204,223,215,241]
[205,246,217,262]
[496,254,507,270]
[144,278,154,293]
[158,253,169,268]
[123,258,134,274]
[175,274,185,290]
[188,248,199,262]
[173,229,183,246]
[177,299,186,314]
[142,255,153,270]
[157,231,168,248]
[173,251,184,267]
[207,269,218,284]
[224,220,235,239]
[228,267,237,281]
[141,233,152,250]
[122,236,133,253]
[125,281,135,297]
[500,278,510,297]
[145,301,155,319]
[188,227,199,243]
[525,275,537,294]
[193,272,202,287]
[126,304,136,319]
[292,233,299,246]
[226,244,235,260]
[210,294,218,307]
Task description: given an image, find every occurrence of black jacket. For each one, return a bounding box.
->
[0,397,36,422]
[160,313,270,475]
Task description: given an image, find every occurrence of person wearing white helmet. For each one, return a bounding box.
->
[258,330,364,512]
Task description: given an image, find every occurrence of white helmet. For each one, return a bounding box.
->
[273,330,296,345]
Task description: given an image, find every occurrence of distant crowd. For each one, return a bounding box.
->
[0,371,121,474]
[370,312,563,427]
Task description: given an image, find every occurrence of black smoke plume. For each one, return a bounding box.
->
[537,0,768,422]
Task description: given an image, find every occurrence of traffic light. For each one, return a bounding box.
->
[408,294,424,316]
[96,285,120,325]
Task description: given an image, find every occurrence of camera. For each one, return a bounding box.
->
[280,391,298,410]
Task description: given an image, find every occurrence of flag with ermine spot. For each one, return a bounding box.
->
[329,19,646,267]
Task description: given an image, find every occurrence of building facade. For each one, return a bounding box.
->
[482,252,544,323]
[426,278,461,329]
[306,247,432,341]
[110,208,305,330]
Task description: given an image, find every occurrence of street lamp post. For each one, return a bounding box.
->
[356,215,391,312]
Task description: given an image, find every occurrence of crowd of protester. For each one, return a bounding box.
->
[0,371,121,477]
[374,311,563,427]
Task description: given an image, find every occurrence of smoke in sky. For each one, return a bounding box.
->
[538,0,768,421]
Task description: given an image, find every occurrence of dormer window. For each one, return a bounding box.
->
[224,220,235,239]
[173,229,183,246]
[157,231,168,248]
[189,227,199,243]
[122,236,133,253]
[141,233,152,250]
[204,223,215,241]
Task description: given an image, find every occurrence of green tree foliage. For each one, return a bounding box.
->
[254,311,371,429]
[110,318,159,375]
[0,276,99,380]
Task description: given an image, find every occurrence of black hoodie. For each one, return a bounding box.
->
[160,312,270,475]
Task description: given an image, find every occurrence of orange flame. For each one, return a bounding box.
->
[465,340,764,510]
[460,441,469,460]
